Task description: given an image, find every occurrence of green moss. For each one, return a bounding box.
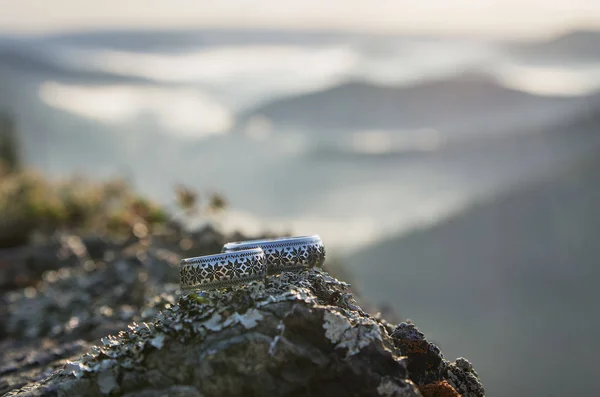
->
[0,171,169,247]
[188,293,209,304]
[0,166,230,248]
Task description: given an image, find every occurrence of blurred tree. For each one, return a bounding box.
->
[208,192,227,213]
[174,184,199,212]
[0,111,20,172]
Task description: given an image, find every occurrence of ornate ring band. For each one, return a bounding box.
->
[179,248,267,291]
[222,235,325,275]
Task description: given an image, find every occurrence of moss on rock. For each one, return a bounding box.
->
[4,268,484,397]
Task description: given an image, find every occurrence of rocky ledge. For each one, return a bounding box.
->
[3,266,484,397]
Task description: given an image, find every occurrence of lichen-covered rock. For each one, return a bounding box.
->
[0,229,268,393]
[2,243,180,343]
[445,358,485,397]
[0,338,89,395]
[1,228,268,344]
[4,270,413,397]
[3,268,485,397]
[0,226,265,294]
[391,324,485,397]
[2,231,485,397]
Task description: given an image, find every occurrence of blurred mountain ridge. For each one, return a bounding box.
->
[0,40,169,85]
[344,105,600,396]
[0,26,599,397]
[35,28,366,50]
[507,29,600,62]
[1,26,599,250]
[243,72,591,133]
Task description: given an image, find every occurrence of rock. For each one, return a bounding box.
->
[3,268,484,397]
[0,235,89,292]
[2,244,180,344]
[1,228,484,396]
[81,235,120,261]
[0,338,90,395]
[391,324,485,397]
[391,323,445,386]
[0,226,267,294]
[122,386,204,397]
[445,358,485,397]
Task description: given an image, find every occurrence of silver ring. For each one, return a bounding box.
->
[222,235,325,275]
[179,248,267,291]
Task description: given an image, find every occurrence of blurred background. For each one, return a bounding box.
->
[1,1,600,395]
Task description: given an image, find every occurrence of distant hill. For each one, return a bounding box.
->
[508,29,600,62]
[0,39,155,84]
[242,73,577,132]
[344,108,600,396]
[37,28,359,52]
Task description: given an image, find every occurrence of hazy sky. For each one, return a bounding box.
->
[0,0,599,38]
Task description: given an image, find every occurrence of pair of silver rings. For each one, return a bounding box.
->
[179,235,325,291]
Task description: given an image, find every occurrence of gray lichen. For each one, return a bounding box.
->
[5,269,429,397]
[2,233,485,397]
[445,357,485,397]
[323,309,384,357]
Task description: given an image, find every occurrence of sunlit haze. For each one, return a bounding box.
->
[1,0,599,38]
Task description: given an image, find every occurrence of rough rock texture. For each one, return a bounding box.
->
[0,225,259,293]
[1,233,484,397]
[391,325,484,397]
